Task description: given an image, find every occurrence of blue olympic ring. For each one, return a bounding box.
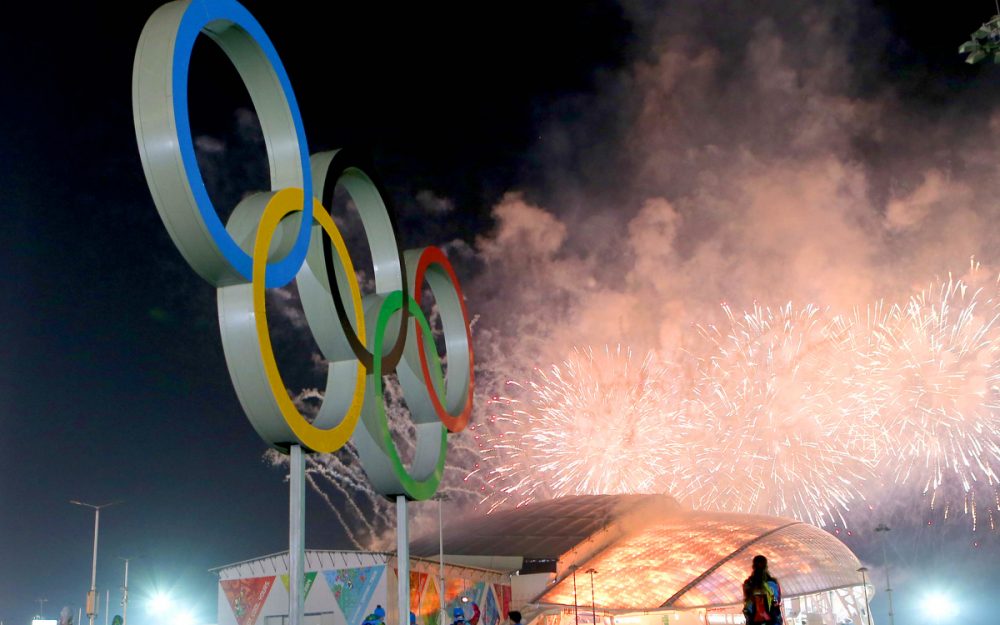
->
[172,0,312,288]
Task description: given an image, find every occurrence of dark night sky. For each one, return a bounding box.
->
[1,2,998,625]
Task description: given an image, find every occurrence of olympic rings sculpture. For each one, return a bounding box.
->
[132,0,473,500]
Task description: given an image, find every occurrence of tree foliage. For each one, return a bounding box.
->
[960,15,1000,64]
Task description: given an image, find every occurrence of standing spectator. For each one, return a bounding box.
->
[742,555,783,624]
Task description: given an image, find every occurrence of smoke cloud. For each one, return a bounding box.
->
[453,0,1000,543]
[468,0,1000,379]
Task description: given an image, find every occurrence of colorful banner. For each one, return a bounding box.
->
[325,566,385,625]
[444,577,466,618]
[470,582,486,607]
[445,579,488,620]
[280,571,317,599]
[410,571,429,616]
[221,576,276,625]
[483,586,500,625]
[422,577,441,625]
[492,585,511,620]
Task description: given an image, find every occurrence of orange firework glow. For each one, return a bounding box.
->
[471,268,1000,531]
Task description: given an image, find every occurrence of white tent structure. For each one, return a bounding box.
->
[412,495,872,625]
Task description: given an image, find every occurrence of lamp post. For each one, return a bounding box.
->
[119,557,131,625]
[874,523,895,625]
[36,598,48,619]
[585,569,597,625]
[857,567,873,625]
[570,566,579,625]
[70,500,122,625]
[434,493,451,625]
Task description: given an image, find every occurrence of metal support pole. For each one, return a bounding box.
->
[105,589,110,625]
[875,523,895,625]
[439,498,445,625]
[586,569,597,624]
[71,500,120,625]
[121,558,130,625]
[290,445,306,625]
[883,551,895,625]
[857,567,873,625]
[571,567,578,625]
[90,508,100,625]
[882,543,896,625]
[398,496,410,625]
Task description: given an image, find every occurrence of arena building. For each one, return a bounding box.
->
[215,495,871,625]
[411,495,872,625]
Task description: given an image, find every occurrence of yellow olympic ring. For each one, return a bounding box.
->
[254,189,366,451]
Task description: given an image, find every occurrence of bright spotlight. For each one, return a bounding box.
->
[148,592,173,614]
[921,592,958,615]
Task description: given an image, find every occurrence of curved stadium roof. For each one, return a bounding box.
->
[413,494,862,612]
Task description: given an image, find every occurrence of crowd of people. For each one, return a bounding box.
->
[361,600,502,625]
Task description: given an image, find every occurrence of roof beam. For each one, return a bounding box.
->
[659,521,802,609]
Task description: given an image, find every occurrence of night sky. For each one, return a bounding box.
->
[2,2,999,625]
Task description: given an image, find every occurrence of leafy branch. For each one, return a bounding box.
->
[960,15,1000,64]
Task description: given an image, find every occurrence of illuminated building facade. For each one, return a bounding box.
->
[412,495,873,625]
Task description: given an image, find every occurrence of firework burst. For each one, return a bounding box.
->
[687,303,880,526]
[470,346,691,512]
[869,274,1000,529]
[469,273,1000,531]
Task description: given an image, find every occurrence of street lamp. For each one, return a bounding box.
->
[70,500,122,625]
[119,557,132,625]
[874,523,895,625]
[857,567,873,625]
[584,569,597,625]
[36,598,47,619]
[434,493,451,625]
[569,566,579,625]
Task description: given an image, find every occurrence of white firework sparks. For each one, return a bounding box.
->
[869,274,1000,530]
[469,273,1000,531]
[470,346,691,512]
[687,303,880,526]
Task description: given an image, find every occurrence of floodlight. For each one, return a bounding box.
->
[921,592,958,615]
[148,592,173,614]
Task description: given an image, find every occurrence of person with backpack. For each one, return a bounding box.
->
[742,555,783,624]
[362,604,387,625]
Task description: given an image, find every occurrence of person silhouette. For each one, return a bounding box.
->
[742,555,783,624]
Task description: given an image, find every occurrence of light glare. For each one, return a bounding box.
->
[148,592,172,614]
